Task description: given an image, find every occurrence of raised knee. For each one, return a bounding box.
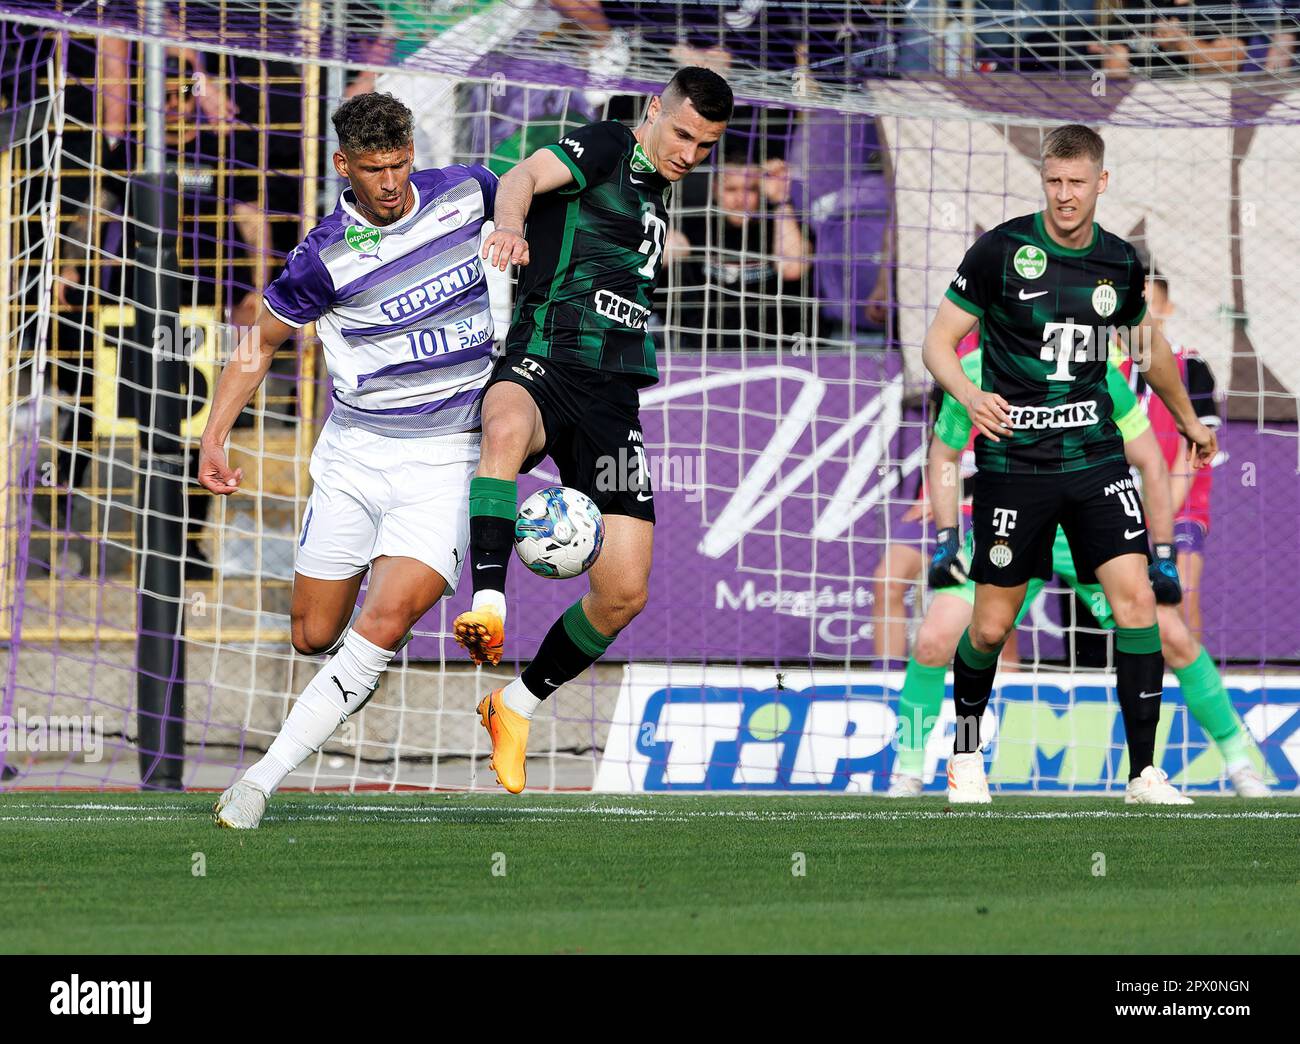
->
[291,614,339,657]
[598,587,648,628]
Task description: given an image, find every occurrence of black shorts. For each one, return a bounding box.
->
[970,459,1150,587]
[485,351,655,523]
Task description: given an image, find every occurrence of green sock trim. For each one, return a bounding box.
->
[1174,647,1242,745]
[562,600,614,659]
[896,658,948,776]
[1116,624,1162,655]
[469,476,517,521]
[957,629,1000,671]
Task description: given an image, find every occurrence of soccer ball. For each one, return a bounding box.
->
[514,486,605,579]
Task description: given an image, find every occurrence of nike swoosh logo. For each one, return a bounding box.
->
[1124,528,1146,540]
[475,562,502,571]
[1138,691,1163,700]
[958,698,984,707]
[1018,289,1049,300]
[636,492,653,502]
[630,176,645,185]
[544,678,562,688]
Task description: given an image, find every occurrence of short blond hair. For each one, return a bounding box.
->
[1042,124,1105,167]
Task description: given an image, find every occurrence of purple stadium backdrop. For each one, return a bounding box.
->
[422,352,1300,666]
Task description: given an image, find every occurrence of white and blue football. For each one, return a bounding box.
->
[514,486,605,579]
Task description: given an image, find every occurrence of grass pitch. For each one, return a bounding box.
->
[2,792,1297,954]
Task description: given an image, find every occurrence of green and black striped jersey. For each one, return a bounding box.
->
[507,120,671,386]
[945,211,1148,475]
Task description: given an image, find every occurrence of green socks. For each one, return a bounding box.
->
[1175,647,1250,769]
[896,658,947,777]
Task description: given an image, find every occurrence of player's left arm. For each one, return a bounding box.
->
[1132,318,1216,469]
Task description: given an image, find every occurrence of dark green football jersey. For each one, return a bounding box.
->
[507,120,671,386]
[945,211,1148,475]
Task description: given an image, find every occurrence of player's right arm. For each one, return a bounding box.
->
[483,122,631,272]
[200,233,336,494]
[923,232,1012,441]
[198,306,295,494]
[481,150,573,271]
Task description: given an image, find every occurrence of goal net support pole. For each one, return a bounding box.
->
[130,6,185,790]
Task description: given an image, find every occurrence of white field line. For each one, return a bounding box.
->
[1,801,1298,825]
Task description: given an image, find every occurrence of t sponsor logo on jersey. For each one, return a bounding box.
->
[1040,320,1109,381]
[560,136,585,159]
[1007,400,1099,430]
[1092,282,1118,318]
[1013,244,1047,279]
[379,258,482,321]
[594,288,651,330]
[991,507,1018,537]
[345,224,383,255]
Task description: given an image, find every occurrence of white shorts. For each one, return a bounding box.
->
[295,417,479,596]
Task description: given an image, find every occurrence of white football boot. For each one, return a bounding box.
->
[1124,765,1194,805]
[947,752,992,804]
[213,780,269,829]
[886,773,924,798]
[1228,764,1270,798]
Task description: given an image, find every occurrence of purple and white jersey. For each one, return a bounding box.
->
[263,165,498,438]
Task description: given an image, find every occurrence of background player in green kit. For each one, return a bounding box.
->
[888,349,1270,799]
[455,68,733,792]
[922,124,1217,805]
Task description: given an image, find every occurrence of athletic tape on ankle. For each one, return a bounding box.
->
[469,476,518,521]
[1116,624,1162,655]
[562,600,614,658]
[957,629,1000,671]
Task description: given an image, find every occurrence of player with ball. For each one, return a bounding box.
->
[456,68,733,793]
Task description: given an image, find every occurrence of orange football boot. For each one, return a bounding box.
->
[478,687,529,793]
[453,607,504,666]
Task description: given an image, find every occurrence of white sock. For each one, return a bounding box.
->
[471,588,507,623]
[243,630,397,794]
[502,675,542,720]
